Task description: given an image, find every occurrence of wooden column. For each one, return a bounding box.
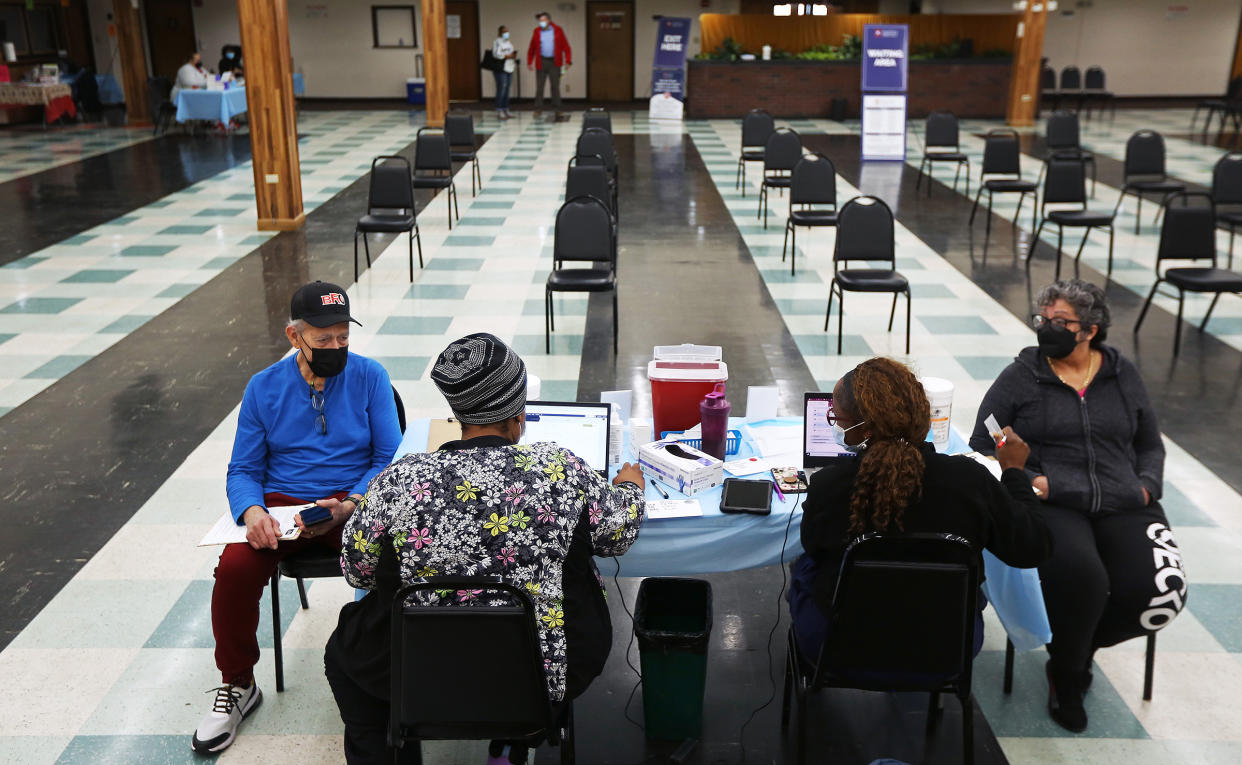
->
[237,0,304,231]
[112,0,151,125]
[1005,2,1048,127]
[421,0,449,126]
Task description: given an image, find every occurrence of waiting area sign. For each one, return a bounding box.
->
[860,24,909,161]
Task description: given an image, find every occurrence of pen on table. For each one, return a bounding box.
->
[650,478,669,499]
[771,479,786,502]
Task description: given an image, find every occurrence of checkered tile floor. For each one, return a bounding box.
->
[0,125,155,184]
[1,109,1241,764]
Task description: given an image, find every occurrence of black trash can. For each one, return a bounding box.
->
[634,577,713,740]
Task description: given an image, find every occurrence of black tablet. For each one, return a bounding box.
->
[719,478,773,515]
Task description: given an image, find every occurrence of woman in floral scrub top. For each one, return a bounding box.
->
[325,333,646,765]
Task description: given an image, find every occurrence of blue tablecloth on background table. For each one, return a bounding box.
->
[392,415,1052,650]
[175,87,248,123]
[292,73,305,97]
[96,74,123,104]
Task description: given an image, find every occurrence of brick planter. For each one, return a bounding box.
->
[685,58,1012,119]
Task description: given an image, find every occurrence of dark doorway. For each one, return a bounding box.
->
[446,0,480,102]
[586,0,634,102]
[60,0,95,71]
[143,0,197,81]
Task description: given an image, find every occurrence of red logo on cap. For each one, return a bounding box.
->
[321,293,345,306]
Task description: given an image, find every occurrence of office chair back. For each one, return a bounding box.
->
[925,111,960,150]
[389,578,553,743]
[1084,66,1107,90]
[1059,66,1081,91]
[414,128,453,172]
[1212,153,1242,205]
[1042,158,1088,206]
[981,129,1022,176]
[554,195,614,266]
[582,107,611,133]
[764,128,802,172]
[1156,192,1218,269]
[1040,67,1056,91]
[367,155,414,211]
[566,159,613,214]
[444,111,476,149]
[790,153,836,206]
[834,196,894,264]
[576,128,617,174]
[741,108,776,149]
[1045,111,1081,152]
[1123,130,1169,179]
[818,533,979,690]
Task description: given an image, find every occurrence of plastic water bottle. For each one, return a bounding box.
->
[699,383,731,460]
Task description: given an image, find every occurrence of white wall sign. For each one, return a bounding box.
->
[446,14,461,39]
[860,94,907,161]
[649,92,684,121]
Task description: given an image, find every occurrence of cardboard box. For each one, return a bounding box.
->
[638,439,724,496]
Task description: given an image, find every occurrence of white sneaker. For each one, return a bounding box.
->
[191,682,261,753]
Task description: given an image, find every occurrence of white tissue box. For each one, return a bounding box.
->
[638,439,724,496]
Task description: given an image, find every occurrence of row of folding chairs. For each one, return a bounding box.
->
[547,109,620,354]
[1190,75,1242,138]
[1040,65,1115,119]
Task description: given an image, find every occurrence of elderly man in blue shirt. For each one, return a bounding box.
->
[192,281,402,754]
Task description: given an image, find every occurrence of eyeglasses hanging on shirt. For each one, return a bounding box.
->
[310,386,327,435]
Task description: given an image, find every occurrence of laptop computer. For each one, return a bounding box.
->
[803,391,857,475]
[520,401,612,477]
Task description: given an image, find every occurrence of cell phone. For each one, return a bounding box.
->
[719,478,773,516]
[300,504,333,526]
[770,466,808,493]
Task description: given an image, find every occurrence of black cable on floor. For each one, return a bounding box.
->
[612,555,645,731]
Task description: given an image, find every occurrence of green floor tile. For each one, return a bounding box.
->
[918,315,997,335]
[99,315,154,334]
[1187,584,1242,652]
[120,245,177,257]
[407,283,470,299]
[378,316,454,334]
[56,735,201,765]
[0,297,83,313]
[156,283,200,299]
[24,354,93,379]
[369,356,431,380]
[60,269,135,284]
[424,258,484,271]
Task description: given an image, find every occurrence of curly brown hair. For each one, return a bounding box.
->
[844,357,932,534]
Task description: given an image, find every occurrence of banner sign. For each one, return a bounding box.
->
[861,94,908,162]
[861,24,908,92]
[650,16,691,102]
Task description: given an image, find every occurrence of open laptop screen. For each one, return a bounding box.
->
[804,392,855,468]
[520,401,611,474]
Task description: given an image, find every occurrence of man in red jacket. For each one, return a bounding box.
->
[526,11,572,113]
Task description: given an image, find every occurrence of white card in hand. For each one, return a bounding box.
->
[985,414,1003,442]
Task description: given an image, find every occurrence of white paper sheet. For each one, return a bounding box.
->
[965,452,1003,480]
[745,386,780,422]
[197,504,315,546]
[646,499,703,519]
[723,456,774,476]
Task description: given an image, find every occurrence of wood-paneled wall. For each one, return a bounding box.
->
[237,0,304,230]
[700,13,1020,56]
[112,0,150,124]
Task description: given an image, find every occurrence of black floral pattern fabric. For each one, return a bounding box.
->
[342,440,645,701]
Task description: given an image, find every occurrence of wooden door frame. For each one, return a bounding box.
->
[445,0,480,102]
[585,0,635,103]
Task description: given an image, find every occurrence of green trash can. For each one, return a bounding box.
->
[634,577,712,740]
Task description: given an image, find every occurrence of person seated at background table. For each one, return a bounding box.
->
[325,333,646,765]
[218,45,244,78]
[191,281,402,754]
[790,357,1051,670]
[969,279,1186,733]
[171,51,208,100]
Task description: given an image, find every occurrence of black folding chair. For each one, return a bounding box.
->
[1213,153,1242,268]
[781,533,981,765]
[782,153,837,276]
[1002,633,1158,702]
[915,111,970,197]
[1039,66,1059,115]
[1029,157,1116,279]
[1082,66,1115,121]
[1191,75,1242,135]
[758,127,802,229]
[413,127,460,229]
[582,107,611,133]
[389,577,574,764]
[736,108,775,197]
[825,196,910,354]
[969,128,1038,242]
[1135,192,1242,356]
[566,155,616,224]
[546,196,617,354]
[148,77,177,136]
[575,127,618,214]
[270,387,405,692]
[354,156,423,282]
[445,110,483,198]
[1040,111,1096,197]
[1059,66,1083,113]
[1112,130,1185,235]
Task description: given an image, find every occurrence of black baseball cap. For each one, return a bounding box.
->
[290,281,362,328]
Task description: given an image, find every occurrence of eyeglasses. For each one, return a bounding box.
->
[824,405,851,427]
[1031,314,1083,331]
[310,387,326,436]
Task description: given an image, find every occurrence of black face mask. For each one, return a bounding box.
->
[300,333,349,378]
[1037,323,1079,360]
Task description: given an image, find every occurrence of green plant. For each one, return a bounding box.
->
[838,34,862,59]
[697,36,747,62]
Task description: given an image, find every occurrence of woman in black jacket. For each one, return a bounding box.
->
[970,279,1188,733]
[791,357,1051,683]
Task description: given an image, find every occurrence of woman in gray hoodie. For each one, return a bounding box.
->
[970,280,1187,734]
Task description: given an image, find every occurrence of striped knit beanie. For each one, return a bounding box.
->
[431,333,527,425]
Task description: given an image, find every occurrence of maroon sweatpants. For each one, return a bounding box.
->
[212,491,346,685]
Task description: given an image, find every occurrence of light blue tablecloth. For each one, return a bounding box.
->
[96,74,123,104]
[175,86,247,123]
[392,415,1052,650]
[292,73,305,97]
